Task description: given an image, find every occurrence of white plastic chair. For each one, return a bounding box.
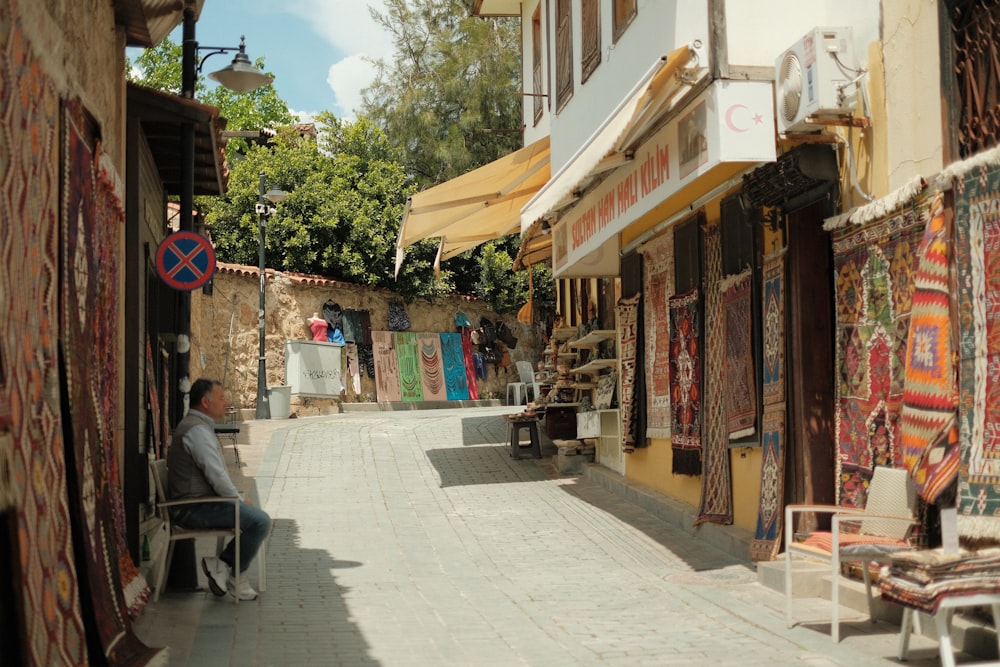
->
[149,458,264,604]
[784,466,918,642]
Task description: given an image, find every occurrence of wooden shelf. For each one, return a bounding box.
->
[571,382,597,390]
[568,329,616,348]
[551,327,576,342]
[571,358,618,375]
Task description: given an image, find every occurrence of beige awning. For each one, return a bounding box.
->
[394,136,550,277]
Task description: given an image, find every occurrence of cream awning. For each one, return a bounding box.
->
[519,45,695,232]
[394,136,550,277]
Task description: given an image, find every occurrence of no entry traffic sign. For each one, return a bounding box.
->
[155,231,217,291]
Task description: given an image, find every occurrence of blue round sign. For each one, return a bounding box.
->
[155,231,217,291]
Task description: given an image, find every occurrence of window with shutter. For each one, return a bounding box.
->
[943,0,1000,160]
[581,0,600,83]
[556,0,573,111]
[613,0,637,43]
[532,7,544,124]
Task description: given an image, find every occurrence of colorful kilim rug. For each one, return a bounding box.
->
[831,199,928,508]
[641,233,675,439]
[440,333,470,400]
[750,404,786,561]
[697,223,734,525]
[372,331,402,402]
[900,193,959,504]
[460,329,479,400]
[395,332,423,402]
[954,161,1000,539]
[722,268,757,439]
[0,12,90,663]
[417,333,447,401]
[762,249,787,406]
[61,97,158,664]
[668,287,702,475]
[617,293,642,452]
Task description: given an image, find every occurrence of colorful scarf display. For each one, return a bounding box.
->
[697,223,733,525]
[899,193,958,504]
[417,333,447,401]
[641,234,675,439]
[722,268,757,439]
[668,287,702,475]
[617,293,642,452]
[440,333,470,400]
[395,332,423,402]
[372,330,402,402]
[954,161,1000,539]
[830,199,928,508]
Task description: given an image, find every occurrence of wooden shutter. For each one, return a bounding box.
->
[581,0,601,82]
[556,0,573,110]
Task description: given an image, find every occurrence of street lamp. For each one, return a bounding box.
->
[255,172,287,420]
[174,7,274,424]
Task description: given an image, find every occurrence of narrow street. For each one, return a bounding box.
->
[135,408,947,666]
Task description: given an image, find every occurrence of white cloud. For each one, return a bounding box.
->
[284,0,394,118]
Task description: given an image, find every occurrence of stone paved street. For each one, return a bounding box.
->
[135,407,953,666]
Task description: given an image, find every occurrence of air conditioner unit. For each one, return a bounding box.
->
[775,27,856,133]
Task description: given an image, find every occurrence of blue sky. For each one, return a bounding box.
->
[142,0,394,121]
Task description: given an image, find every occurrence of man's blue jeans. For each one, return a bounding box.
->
[172,500,271,573]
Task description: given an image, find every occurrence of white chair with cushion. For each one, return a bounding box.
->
[784,466,918,642]
[149,458,261,604]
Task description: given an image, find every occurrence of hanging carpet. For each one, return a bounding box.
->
[750,404,786,561]
[617,293,642,452]
[668,287,702,475]
[641,233,674,439]
[395,332,423,402]
[829,196,929,508]
[696,223,733,526]
[722,267,757,439]
[460,328,479,400]
[954,157,1000,539]
[762,249,787,406]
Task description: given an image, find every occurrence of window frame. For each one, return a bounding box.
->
[581,0,601,83]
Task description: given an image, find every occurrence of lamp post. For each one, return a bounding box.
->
[255,172,287,420]
[175,7,273,425]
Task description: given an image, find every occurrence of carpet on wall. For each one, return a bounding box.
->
[640,233,674,439]
[372,331,402,402]
[668,287,702,476]
[440,333,470,401]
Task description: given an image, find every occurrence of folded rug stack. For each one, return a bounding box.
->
[879,547,1000,614]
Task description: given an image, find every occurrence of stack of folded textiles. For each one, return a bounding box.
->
[878,546,1000,614]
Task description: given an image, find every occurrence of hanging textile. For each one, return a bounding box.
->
[668,287,702,476]
[61,96,158,662]
[829,196,928,508]
[0,17,90,662]
[460,328,479,400]
[417,332,448,401]
[345,343,362,396]
[395,332,423,402]
[762,249,787,406]
[750,405,786,561]
[696,223,733,526]
[641,233,674,439]
[440,333,470,400]
[372,331,402,402]
[953,157,1000,539]
[899,193,959,504]
[722,267,757,439]
[617,293,642,452]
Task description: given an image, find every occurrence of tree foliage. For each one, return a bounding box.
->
[205,116,446,300]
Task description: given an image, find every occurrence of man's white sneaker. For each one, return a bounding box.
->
[227,572,259,601]
[201,557,229,597]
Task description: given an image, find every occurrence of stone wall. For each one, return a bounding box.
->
[190,264,545,415]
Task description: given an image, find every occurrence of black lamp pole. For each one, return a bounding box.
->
[255,170,270,419]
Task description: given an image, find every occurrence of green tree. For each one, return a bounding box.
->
[206,116,445,300]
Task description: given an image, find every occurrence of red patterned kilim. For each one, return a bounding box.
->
[0,9,89,663]
[641,234,674,439]
[668,287,702,475]
[900,193,959,503]
[697,224,733,525]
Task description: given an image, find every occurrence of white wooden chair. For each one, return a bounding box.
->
[148,458,243,604]
[784,466,918,642]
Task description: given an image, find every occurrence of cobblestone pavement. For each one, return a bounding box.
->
[135,407,953,666]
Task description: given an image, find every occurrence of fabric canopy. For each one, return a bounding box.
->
[519,45,695,232]
[394,136,551,277]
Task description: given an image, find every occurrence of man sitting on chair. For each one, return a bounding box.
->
[167,378,271,601]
